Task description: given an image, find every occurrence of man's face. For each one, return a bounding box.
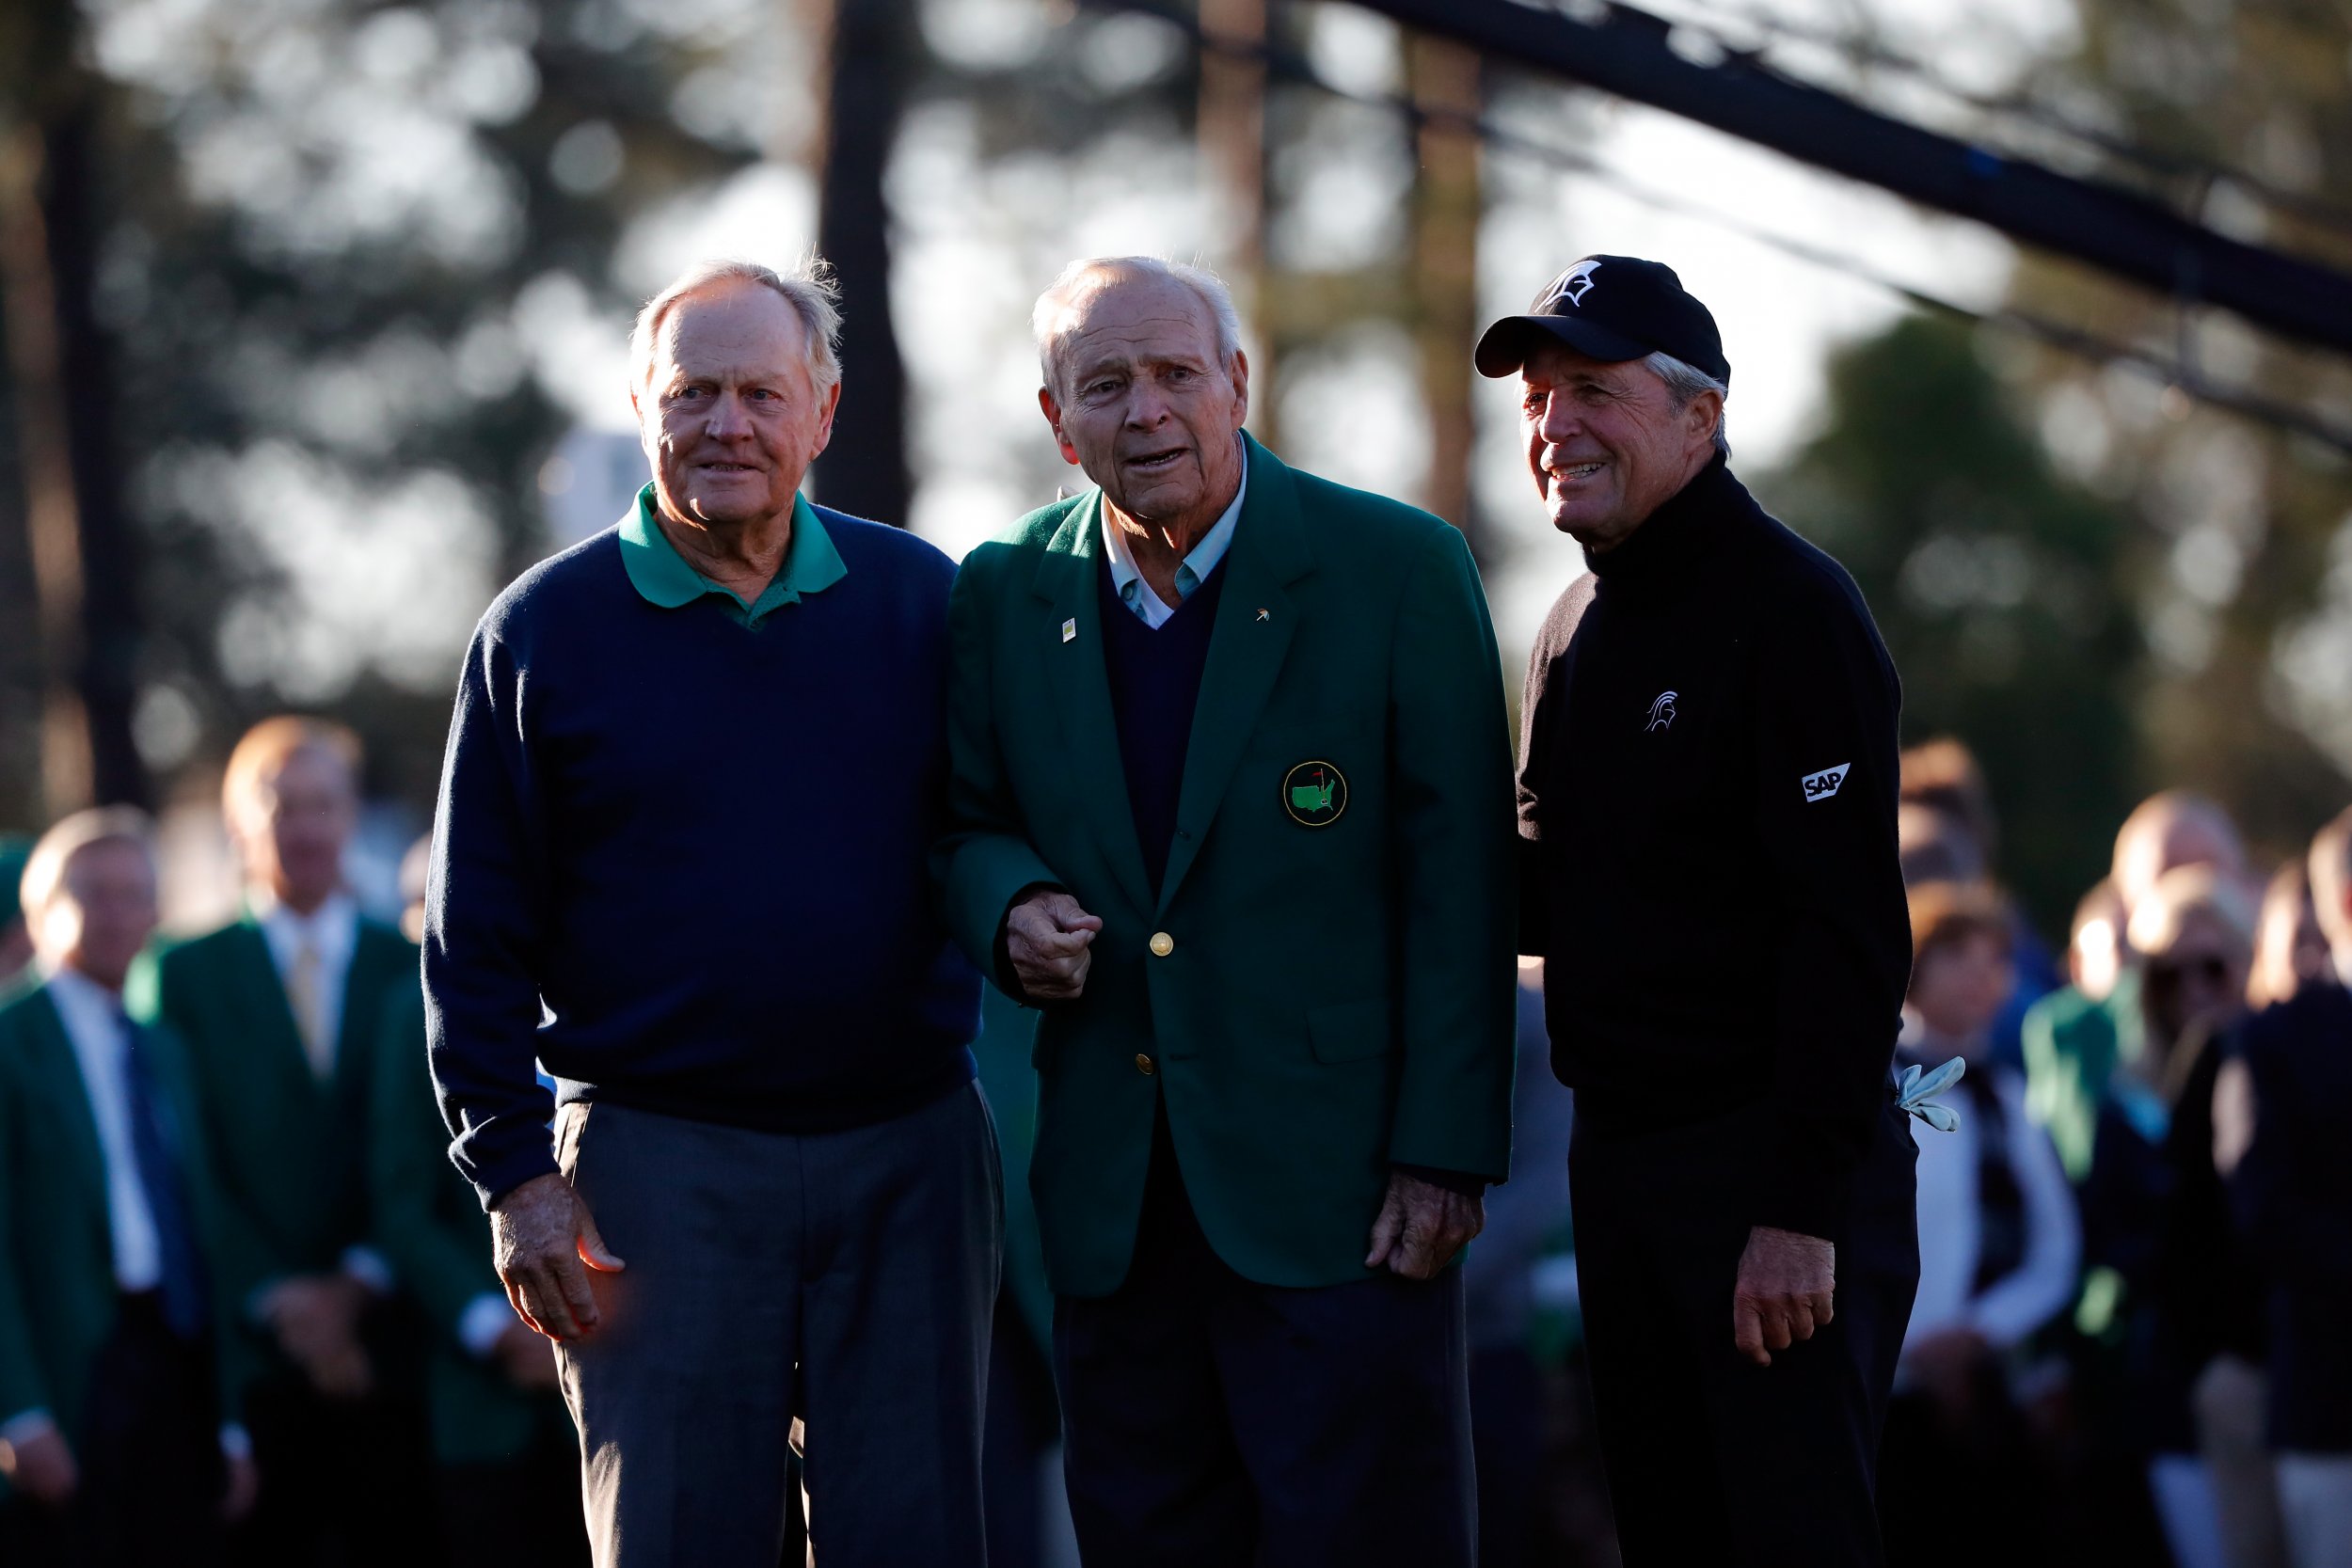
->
[1518,341,1719,554]
[636,281,839,532]
[237,745,357,912]
[2141,909,2248,1049]
[40,838,158,990]
[1038,274,1248,528]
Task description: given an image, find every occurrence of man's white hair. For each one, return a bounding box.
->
[1643,350,1729,459]
[20,805,154,920]
[1031,256,1244,396]
[629,256,843,399]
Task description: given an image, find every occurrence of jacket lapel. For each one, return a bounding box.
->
[1155,436,1313,913]
[26,988,116,1239]
[1030,495,1154,917]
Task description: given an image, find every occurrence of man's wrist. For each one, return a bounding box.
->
[993,882,1069,1005]
[1393,1163,1486,1198]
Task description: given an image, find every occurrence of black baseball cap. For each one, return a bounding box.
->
[1473,256,1729,387]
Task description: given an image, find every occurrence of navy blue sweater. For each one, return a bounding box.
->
[425,508,979,1208]
[1096,554,1227,894]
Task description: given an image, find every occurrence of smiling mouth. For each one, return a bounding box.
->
[1551,461,1606,483]
[699,462,762,475]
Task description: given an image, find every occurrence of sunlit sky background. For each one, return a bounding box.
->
[84,0,2111,692]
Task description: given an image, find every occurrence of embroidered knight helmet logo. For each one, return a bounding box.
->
[1645,690,1677,732]
[1544,259,1603,309]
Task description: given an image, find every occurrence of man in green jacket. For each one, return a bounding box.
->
[145,716,430,1566]
[938,256,1518,1566]
[369,983,584,1568]
[0,808,257,1564]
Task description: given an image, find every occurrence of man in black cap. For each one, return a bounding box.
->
[1486,256,1921,1565]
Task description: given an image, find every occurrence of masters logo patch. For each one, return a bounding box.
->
[1282,760,1348,828]
[1801,763,1851,803]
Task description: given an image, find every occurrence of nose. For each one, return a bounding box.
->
[705,391,754,438]
[1123,381,1172,431]
[1535,391,1581,445]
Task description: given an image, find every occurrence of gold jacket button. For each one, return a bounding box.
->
[1149,931,1175,958]
[1135,1053,1155,1076]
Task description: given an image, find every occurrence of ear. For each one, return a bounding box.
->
[1688,387,1723,453]
[1038,385,1081,467]
[806,378,842,462]
[1687,387,1723,453]
[1227,348,1250,431]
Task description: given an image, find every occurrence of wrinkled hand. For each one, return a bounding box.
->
[1364,1171,1485,1280]
[260,1274,373,1399]
[220,1451,260,1522]
[0,1426,77,1506]
[493,1320,563,1391]
[491,1172,625,1343]
[1732,1226,1836,1367]
[1005,890,1103,1003]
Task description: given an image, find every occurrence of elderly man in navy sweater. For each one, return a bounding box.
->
[425,257,993,1568]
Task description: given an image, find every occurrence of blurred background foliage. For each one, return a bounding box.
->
[2,0,2349,935]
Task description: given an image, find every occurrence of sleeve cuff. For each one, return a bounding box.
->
[1393,1163,1488,1197]
[217,1423,251,1463]
[1751,1164,1851,1243]
[458,1291,516,1359]
[341,1245,395,1296]
[0,1408,56,1449]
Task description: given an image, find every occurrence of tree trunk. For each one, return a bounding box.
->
[1200,0,1274,446]
[811,0,914,527]
[1407,35,1485,562]
[0,31,147,813]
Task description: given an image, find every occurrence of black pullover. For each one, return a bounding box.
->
[1518,455,1912,1243]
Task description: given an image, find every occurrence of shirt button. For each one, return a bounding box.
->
[1149,931,1175,958]
[1135,1053,1155,1076]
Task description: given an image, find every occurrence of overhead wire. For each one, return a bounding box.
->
[1076,0,2352,456]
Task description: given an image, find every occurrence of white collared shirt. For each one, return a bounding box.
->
[254,890,359,1075]
[1099,440,1248,629]
[42,965,164,1293]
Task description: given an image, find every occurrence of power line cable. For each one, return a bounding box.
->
[1080,0,2352,456]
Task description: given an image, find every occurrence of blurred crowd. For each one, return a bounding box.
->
[1,713,2347,1568]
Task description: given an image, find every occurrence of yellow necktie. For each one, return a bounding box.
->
[286,941,332,1080]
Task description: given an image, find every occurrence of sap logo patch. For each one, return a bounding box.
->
[1801,763,1851,803]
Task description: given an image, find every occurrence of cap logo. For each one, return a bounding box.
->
[1544,259,1603,309]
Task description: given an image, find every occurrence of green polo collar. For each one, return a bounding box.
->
[618,484,846,625]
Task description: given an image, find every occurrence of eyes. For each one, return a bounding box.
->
[1522,382,1624,417]
[665,384,784,406]
[1076,363,1205,403]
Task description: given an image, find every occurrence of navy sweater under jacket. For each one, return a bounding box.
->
[425,507,980,1208]
[1096,552,1227,894]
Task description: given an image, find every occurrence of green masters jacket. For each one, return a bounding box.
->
[0,979,256,1499]
[140,911,419,1316]
[937,435,1518,1295]
[369,984,570,1465]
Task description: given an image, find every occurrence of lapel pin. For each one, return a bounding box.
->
[1061,618,1077,643]
[1255,608,1270,622]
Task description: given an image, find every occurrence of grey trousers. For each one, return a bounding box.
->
[554,1082,1003,1568]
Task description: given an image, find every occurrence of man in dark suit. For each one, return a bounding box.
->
[0,808,257,1565]
[2227,805,2352,1568]
[145,717,429,1566]
[370,983,585,1568]
[939,255,1518,1566]
[1491,257,1920,1564]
